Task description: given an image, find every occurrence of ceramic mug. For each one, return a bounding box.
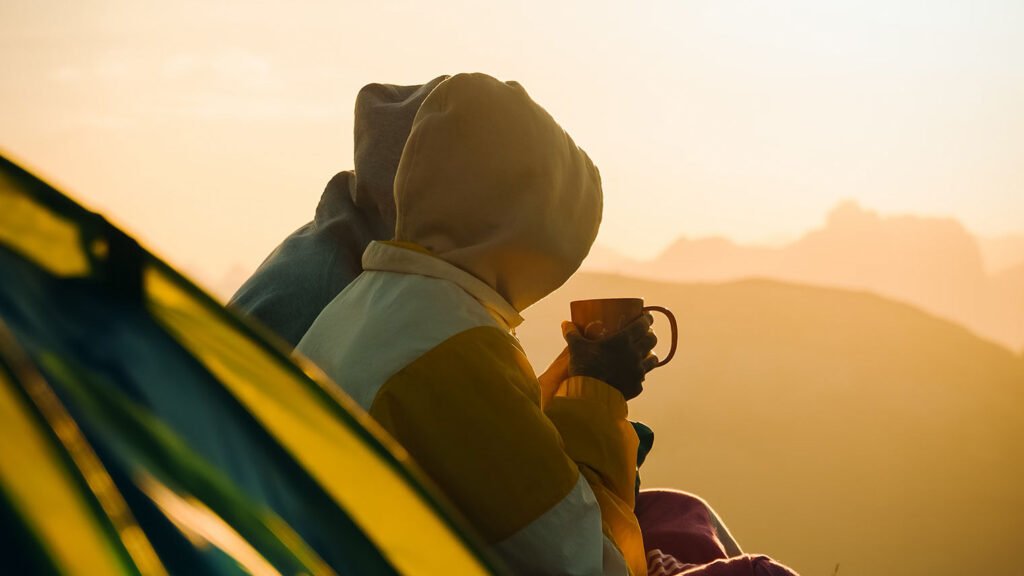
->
[569,298,678,367]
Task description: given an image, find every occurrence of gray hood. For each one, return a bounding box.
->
[352,76,449,235]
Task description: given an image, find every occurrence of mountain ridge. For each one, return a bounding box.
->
[584,202,1024,352]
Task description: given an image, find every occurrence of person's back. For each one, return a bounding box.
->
[296,73,645,575]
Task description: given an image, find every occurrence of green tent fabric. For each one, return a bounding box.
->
[0,154,505,575]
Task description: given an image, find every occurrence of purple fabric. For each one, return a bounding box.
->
[636,489,728,564]
[636,490,800,576]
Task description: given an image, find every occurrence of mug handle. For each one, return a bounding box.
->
[642,305,678,367]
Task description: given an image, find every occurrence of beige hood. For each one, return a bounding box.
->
[393,73,603,312]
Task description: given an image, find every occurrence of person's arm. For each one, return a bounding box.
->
[544,375,645,574]
[540,315,658,575]
[367,325,641,575]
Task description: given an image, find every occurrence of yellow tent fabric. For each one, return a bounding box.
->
[0,153,502,575]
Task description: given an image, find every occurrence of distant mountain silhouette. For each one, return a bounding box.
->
[584,202,1024,352]
[518,272,1024,576]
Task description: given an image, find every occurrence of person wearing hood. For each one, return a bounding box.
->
[294,73,651,575]
[233,74,800,576]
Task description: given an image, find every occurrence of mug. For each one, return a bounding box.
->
[569,298,678,367]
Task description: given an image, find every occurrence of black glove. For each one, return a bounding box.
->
[560,313,658,401]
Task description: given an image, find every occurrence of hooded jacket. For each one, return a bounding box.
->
[297,73,645,575]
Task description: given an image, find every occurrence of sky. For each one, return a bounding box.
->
[2,0,1022,284]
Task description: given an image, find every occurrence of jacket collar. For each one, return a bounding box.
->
[362,241,524,330]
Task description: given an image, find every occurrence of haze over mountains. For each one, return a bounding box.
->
[583,202,1024,353]
[517,272,1024,576]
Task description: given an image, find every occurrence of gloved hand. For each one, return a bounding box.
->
[560,313,659,400]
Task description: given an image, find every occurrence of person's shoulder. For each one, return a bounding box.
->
[399,324,536,388]
[375,271,504,333]
[297,272,515,403]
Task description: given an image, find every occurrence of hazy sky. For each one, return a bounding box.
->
[2,0,1022,283]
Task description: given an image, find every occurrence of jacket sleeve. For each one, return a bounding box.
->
[366,326,644,575]
[544,376,646,575]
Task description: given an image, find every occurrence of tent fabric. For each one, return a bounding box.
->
[0,318,326,576]
[0,154,501,575]
[0,355,142,576]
